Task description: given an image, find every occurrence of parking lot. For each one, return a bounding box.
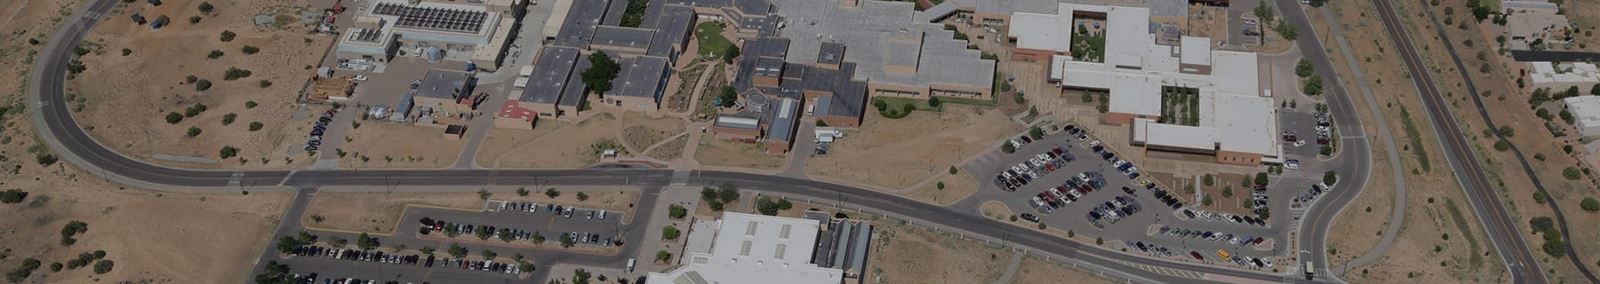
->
[964,125,1289,269]
[269,202,635,283]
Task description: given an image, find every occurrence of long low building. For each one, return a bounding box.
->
[647,213,862,284]
[1019,3,1280,166]
[335,0,527,70]
[1527,61,1600,92]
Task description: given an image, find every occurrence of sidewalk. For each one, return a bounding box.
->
[628,185,701,277]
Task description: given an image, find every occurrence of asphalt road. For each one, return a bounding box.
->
[1370,0,1566,282]
[28,1,1368,283]
[1508,50,1600,62]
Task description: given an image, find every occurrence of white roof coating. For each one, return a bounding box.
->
[1058,59,1162,116]
[1529,62,1600,85]
[1134,118,1217,151]
[1009,11,1073,52]
[1179,36,1211,66]
[772,0,995,90]
[1565,96,1600,130]
[1214,94,1278,155]
[1101,5,1152,68]
[646,213,842,284]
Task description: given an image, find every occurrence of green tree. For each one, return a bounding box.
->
[1581,198,1600,212]
[516,187,529,196]
[91,260,113,274]
[219,30,236,42]
[717,183,740,203]
[420,246,435,255]
[655,250,673,263]
[481,249,497,259]
[187,126,203,137]
[545,188,561,198]
[1028,126,1044,139]
[581,52,621,94]
[198,2,214,13]
[1563,167,1583,180]
[1302,75,1323,95]
[573,268,593,284]
[356,232,379,250]
[206,50,224,59]
[249,121,264,131]
[1001,140,1016,154]
[195,79,212,91]
[668,204,688,219]
[448,243,468,258]
[1322,171,1338,185]
[1255,172,1270,185]
[1253,1,1274,22]
[662,226,681,240]
[219,146,239,159]
[242,45,260,54]
[560,233,577,247]
[0,190,27,204]
[1295,58,1313,78]
[755,197,793,215]
[165,112,184,124]
[718,86,738,107]
[722,45,741,64]
[928,96,942,108]
[576,192,590,201]
[1202,174,1214,186]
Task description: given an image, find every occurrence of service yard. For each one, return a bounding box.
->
[807,105,1021,190]
[69,0,331,169]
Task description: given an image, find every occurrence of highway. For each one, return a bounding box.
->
[27,1,1374,283]
[1369,0,1568,282]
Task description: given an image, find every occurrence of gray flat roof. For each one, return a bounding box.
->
[415,69,474,100]
[765,97,799,142]
[817,42,846,65]
[601,0,629,26]
[773,0,995,90]
[592,26,655,51]
[644,5,696,56]
[560,54,595,107]
[519,46,582,104]
[608,56,671,99]
[553,0,612,47]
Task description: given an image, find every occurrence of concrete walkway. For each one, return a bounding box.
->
[991,249,1026,284]
[1318,4,1409,275]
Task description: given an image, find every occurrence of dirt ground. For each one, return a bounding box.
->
[337,122,464,168]
[301,189,640,234]
[645,135,687,161]
[807,105,1022,189]
[904,169,980,205]
[1181,4,1228,43]
[0,1,294,283]
[980,201,1014,221]
[1558,0,1600,51]
[1381,0,1600,281]
[867,220,1015,284]
[476,112,685,168]
[69,0,330,169]
[1315,1,1508,282]
[1011,255,1117,284]
[694,133,784,170]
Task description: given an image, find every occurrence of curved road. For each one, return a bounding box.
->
[30,1,1372,283]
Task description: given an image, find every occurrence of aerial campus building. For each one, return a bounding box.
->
[1008,3,1281,166]
[334,0,528,71]
[647,212,872,284]
[500,0,995,154]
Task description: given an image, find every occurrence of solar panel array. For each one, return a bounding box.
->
[373,3,487,33]
[351,28,385,42]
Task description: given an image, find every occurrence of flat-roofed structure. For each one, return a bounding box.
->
[1502,1,1572,50]
[502,46,581,124]
[412,69,477,109]
[1024,3,1279,165]
[646,213,844,284]
[1527,61,1600,92]
[771,0,996,100]
[602,56,673,110]
[1565,96,1600,137]
[336,0,526,70]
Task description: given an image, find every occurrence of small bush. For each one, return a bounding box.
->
[120,48,132,56]
[186,127,202,137]
[249,122,264,131]
[194,79,212,91]
[188,16,201,24]
[220,30,236,42]
[92,260,113,274]
[245,101,258,109]
[258,80,272,88]
[165,112,184,124]
[219,146,239,158]
[222,113,237,125]
[183,103,207,117]
[223,67,252,80]
[242,45,260,54]
[1564,167,1583,180]
[0,190,27,204]
[206,50,224,59]
[198,2,214,13]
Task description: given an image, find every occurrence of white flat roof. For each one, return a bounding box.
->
[1058,60,1162,116]
[1210,50,1260,95]
[1215,94,1278,155]
[646,213,842,284]
[1009,11,1072,52]
[1179,36,1211,66]
[1565,96,1600,129]
[1529,62,1600,85]
[1134,118,1218,151]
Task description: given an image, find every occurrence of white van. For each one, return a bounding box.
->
[626,258,636,272]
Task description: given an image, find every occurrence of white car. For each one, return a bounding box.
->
[1285,159,1301,170]
[352,75,368,81]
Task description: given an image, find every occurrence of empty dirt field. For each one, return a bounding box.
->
[694,133,785,171]
[808,105,1021,190]
[867,219,1014,284]
[302,189,641,234]
[1011,255,1117,284]
[336,122,464,168]
[645,135,687,161]
[476,112,685,168]
[70,0,331,169]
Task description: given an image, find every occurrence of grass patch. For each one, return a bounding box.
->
[1399,106,1432,172]
[1443,198,1484,269]
[695,22,733,60]
[1159,86,1199,126]
[1069,30,1106,62]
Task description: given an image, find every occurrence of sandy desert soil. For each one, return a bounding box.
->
[694,133,784,170]
[1383,0,1600,281]
[904,169,980,205]
[866,220,1015,284]
[69,0,331,169]
[1313,1,1508,282]
[807,105,1022,189]
[337,122,464,168]
[1011,255,1117,284]
[645,135,687,161]
[476,112,685,168]
[0,1,294,283]
[301,189,640,234]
